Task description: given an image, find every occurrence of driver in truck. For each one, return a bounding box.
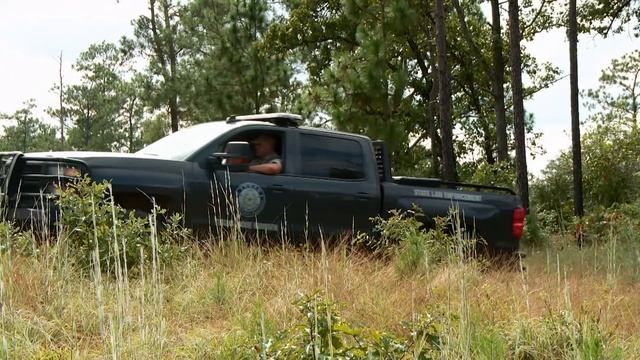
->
[248,134,283,175]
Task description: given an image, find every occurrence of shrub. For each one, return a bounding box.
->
[56,176,189,274]
[365,208,479,274]
[250,293,442,359]
[581,200,640,247]
[0,221,19,253]
[521,207,548,248]
[533,123,640,233]
[0,221,38,256]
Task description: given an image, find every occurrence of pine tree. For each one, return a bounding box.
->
[435,0,457,181]
[584,50,640,130]
[181,0,296,121]
[491,0,508,163]
[569,0,584,245]
[0,100,60,152]
[133,0,184,132]
[508,0,530,209]
[63,42,141,151]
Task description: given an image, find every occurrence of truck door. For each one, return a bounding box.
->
[286,133,380,236]
[208,129,298,234]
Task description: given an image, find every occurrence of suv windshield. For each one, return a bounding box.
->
[137,122,233,160]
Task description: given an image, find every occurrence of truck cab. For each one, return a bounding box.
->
[181,114,383,236]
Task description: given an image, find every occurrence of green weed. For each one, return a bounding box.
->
[56,176,189,275]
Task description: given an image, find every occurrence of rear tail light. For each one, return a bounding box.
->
[512,207,526,239]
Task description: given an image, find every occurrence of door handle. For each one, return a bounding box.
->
[356,192,372,200]
[271,184,289,194]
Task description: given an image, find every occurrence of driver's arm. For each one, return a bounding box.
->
[248,162,282,175]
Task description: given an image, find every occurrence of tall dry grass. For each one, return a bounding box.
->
[1,225,639,358]
[1,179,639,358]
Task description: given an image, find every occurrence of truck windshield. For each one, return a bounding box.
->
[136,122,232,160]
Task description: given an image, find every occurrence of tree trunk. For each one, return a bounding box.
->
[569,0,584,244]
[58,51,65,146]
[429,70,441,177]
[162,0,180,132]
[508,0,529,209]
[407,36,440,176]
[150,0,180,132]
[169,96,179,133]
[84,105,91,150]
[434,0,457,181]
[631,70,638,131]
[128,97,137,152]
[451,0,505,164]
[491,0,508,162]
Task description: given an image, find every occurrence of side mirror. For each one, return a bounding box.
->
[208,141,253,172]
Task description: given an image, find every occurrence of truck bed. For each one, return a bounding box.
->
[382,177,522,251]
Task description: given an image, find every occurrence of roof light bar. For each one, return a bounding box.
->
[226,113,304,127]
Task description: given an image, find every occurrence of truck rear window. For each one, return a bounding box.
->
[299,134,365,180]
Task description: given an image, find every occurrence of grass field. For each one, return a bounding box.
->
[1,180,639,359]
[1,217,639,359]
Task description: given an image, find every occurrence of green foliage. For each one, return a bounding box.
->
[0,221,20,253]
[522,207,548,248]
[532,151,573,232]
[467,162,516,190]
[263,0,559,174]
[0,100,61,152]
[247,293,441,359]
[467,325,509,359]
[0,221,39,257]
[180,0,300,122]
[533,121,640,232]
[132,0,186,132]
[265,0,435,169]
[139,114,170,147]
[582,199,640,249]
[62,41,144,151]
[581,0,640,36]
[364,207,476,274]
[366,208,425,251]
[56,176,189,274]
[583,127,640,206]
[534,49,640,233]
[584,49,640,130]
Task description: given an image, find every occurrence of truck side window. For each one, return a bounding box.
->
[222,130,285,173]
[299,134,365,180]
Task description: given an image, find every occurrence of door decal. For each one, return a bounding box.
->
[236,182,266,218]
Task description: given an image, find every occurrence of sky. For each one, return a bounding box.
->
[0,1,637,175]
[0,1,147,113]
[524,27,637,175]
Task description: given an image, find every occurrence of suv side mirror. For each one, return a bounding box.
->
[208,141,253,171]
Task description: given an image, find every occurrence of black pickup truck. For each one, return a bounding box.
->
[0,113,525,252]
